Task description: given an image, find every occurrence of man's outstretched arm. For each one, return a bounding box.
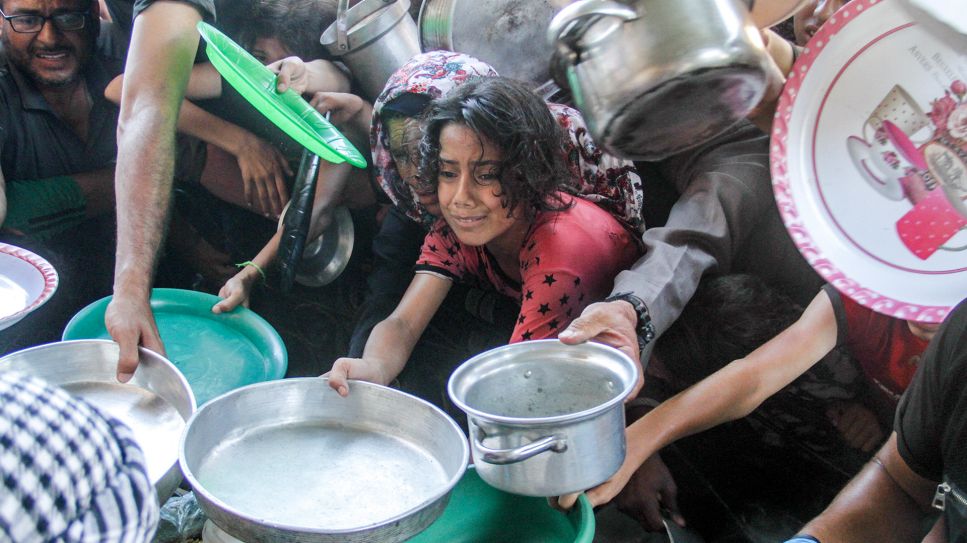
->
[109,1,204,382]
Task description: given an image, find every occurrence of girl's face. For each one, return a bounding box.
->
[386,116,441,216]
[251,37,291,65]
[436,123,525,251]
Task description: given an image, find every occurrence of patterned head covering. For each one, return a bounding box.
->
[372,51,645,233]
[372,51,499,225]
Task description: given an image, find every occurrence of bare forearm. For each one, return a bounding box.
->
[176,99,251,154]
[361,317,421,384]
[114,2,202,299]
[625,292,839,466]
[302,60,351,95]
[114,109,177,296]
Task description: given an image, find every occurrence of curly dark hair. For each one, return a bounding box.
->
[418,77,574,222]
[654,274,805,388]
[235,0,336,61]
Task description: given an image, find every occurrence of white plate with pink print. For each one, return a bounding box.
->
[771,0,967,323]
[0,243,58,331]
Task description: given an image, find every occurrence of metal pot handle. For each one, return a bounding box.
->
[475,432,568,465]
[335,0,350,52]
[546,0,638,50]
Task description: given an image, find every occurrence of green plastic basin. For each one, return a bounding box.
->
[411,466,594,542]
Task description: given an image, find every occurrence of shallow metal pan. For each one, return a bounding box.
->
[180,378,469,543]
[0,339,196,502]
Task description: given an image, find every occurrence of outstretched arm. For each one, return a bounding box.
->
[574,289,839,508]
[106,65,292,217]
[328,273,451,396]
[108,2,203,382]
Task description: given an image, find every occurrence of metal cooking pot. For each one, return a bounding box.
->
[419,0,560,86]
[180,378,468,543]
[321,0,422,101]
[548,0,772,160]
[448,340,639,497]
[0,340,196,503]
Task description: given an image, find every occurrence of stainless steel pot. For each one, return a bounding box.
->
[419,0,560,86]
[0,340,196,503]
[320,0,422,101]
[448,340,639,497]
[180,378,468,543]
[548,0,772,160]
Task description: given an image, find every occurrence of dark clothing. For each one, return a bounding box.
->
[348,207,516,424]
[105,0,215,37]
[895,299,967,542]
[0,29,123,354]
[613,121,823,351]
[0,26,125,182]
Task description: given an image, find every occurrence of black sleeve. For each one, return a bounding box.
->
[347,207,425,357]
[822,284,849,348]
[104,0,215,38]
[895,300,967,482]
[132,0,215,21]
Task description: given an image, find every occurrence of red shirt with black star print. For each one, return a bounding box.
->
[415,196,642,342]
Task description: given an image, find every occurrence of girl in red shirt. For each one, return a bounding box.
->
[328,77,641,395]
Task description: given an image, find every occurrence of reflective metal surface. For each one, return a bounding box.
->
[549,0,771,160]
[321,0,422,101]
[448,340,639,496]
[418,0,560,85]
[0,340,196,502]
[181,378,468,543]
[296,206,354,288]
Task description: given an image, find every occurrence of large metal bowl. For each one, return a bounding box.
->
[180,378,469,543]
[0,339,196,502]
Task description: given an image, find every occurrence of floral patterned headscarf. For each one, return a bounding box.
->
[372,51,499,224]
[372,51,645,233]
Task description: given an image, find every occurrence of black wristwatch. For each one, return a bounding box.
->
[604,292,656,352]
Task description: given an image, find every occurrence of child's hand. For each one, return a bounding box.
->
[269,56,310,94]
[326,357,389,397]
[308,92,367,125]
[827,401,885,452]
[233,132,292,218]
[211,270,257,314]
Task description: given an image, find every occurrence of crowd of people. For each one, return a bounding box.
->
[1,0,964,541]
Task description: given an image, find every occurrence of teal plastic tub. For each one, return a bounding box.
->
[63,288,287,406]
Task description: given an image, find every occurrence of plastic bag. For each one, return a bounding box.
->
[154,490,207,543]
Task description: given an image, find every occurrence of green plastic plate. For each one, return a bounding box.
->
[410,466,595,542]
[196,22,367,169]
[62,288,288,406]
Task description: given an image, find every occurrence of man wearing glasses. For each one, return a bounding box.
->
[0,0,125,351]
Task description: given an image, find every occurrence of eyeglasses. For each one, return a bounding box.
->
[0,8,87,33]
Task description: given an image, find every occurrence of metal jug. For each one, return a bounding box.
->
[548,0,772,160]
[321,0,422,101]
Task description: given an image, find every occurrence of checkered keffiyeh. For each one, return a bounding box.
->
[0,371,159,543]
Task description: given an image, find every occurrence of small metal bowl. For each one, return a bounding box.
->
[0,339,196,502]
[296,206,354,287]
